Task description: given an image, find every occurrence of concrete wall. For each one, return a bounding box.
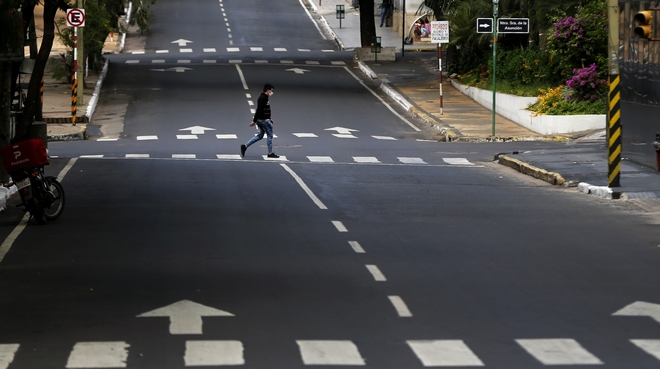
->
[450,80,606,135]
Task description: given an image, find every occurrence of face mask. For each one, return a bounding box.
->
[269,91,274,96]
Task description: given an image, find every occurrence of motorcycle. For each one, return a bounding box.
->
[2,139,65,224]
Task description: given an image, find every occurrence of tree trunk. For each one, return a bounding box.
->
[359,0,376,47]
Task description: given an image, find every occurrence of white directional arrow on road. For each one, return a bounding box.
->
[137,300,234,335]
[325,127,359,135]
[171,39,193,46]
[613,301,660,323]
[286,68,310,75]
[179,126,216,135]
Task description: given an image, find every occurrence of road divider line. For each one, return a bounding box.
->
[388,295,413,317]
[348,241,365,253]
[332,220,347,232]
[0,158,77,264]
[343,66,421,132]
[280,164,327,210]
[235,64,248,90]
[366,265,387,281]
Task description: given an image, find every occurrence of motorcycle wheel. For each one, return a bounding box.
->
[43,178,65,221]
[30,198,47,225]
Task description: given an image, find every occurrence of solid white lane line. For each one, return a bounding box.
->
[407,340,485,367]
[0,215,28,264]
[280,164,328,210]
[516,339,603,365]
[297,340,365,365]
[332,220,347,232]
[631,339,660,360]
[66,342,130,368]
[297,0,326,40]
[348,241,365,253]
[366,265,387,281]
[235,64,248,90]
[56,158,78,183]
[388,295,413,317]
[184,341,244,366]
[343,66,421,132]
[0,344,19,368]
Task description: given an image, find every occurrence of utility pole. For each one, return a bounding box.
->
[607,0,621,188]
[77,0,84,105]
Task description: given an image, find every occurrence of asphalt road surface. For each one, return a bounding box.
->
[1,0,660,368]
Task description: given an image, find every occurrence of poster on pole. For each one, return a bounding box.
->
[431,21,449,43]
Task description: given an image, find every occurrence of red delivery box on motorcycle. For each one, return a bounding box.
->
[1,138,49,173]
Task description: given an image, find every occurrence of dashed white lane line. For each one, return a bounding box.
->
[180,48,193,53]
[126,60,139,64]
[366,265,387,281]
[137,135,158,141]
[97,138,118,141]
[152,59,165,64]
[293,133,318,138]
[172,154,196,159]
[353,157,380,163]
[281,60,294,64]
[263,155,287,161]
[348,241,365,253]
[332,221,348,232]
[516,339,603,365]
[203,48,217,52]
[203,60,216,64]
[184,340,244,366]
[388,295,413,317]
[333,133,358,139]
[297,341,365,365]
[227,47,240,52]
[80,155,104,158]
[176,135,198,140]
[280,164,328,210]
[305,61,320,65]
[250,47,263,51]
[131,51,145,54]
[274,48,287,52]
[307,156,334,163]
[299,48,311,52]
[443,158,475,165]
[331,61,346,65]
[407,340,485,367]
[216,134,238,139]
[126,154,150,158]
[372,135,397,140]
[177,60,191,64]
[156,50,168,53]
[217,154,242,160]
[66,341,130,368]
[631,339,660,360]
[398,157,427,164]
[0,344,19,368]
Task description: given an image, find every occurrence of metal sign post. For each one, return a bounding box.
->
[336,5,345,29]
[431,21,449,115]
[607,0,621,187]
[371,36,382,64]
[66,8,84,125]
[491,0,499,136]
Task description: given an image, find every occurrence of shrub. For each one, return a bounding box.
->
[565,63,607,101]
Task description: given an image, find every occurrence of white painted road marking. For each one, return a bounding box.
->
[443,158,475,165]
[203,48,216,52]
[516,339,603,365]
[217,154,242,160]
[613,301,660,324]
[0,344,19,369]
[353,157,380,163]
[66,342,130,368]
[388,295,413,317]
[280,164,327,210]
[137,300,234,335]
[176,135,198,140]
[126,154,150,158]
[366,264,387,281]
[80,155,104,158]
[333,133,358,138]
[297,340,366,365]
[136,135,158,140]
[184,341,244,366]
[307,156,334,163]
[407,340,485,367]
[293,133,318,138]
[172,154,196,159]
[332,221,348,232]
[216,134,238,139]
[263,155,288,161]
[631,339,660,360]
[348,241,365,253]
[398,157,427,164]
[372,135,397,140]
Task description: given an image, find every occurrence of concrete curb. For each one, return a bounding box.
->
[498,155,566,186]
[578,182,621,200]
[305,0,348,51]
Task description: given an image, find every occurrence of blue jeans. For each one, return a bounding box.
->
[380,8,390,26]
[245,119,274,154]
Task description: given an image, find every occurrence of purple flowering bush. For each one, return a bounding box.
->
[565,64,607,101]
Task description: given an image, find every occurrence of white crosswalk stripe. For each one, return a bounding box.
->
[203,48,216,52]
[263,155,288,161]
[217,154,242,160]
[516,339,603,365]
[293,133,318,138]
[407,340,485,367]
[443,158,475,165]
[180,48,193,53]
[136,135,158,141]
[398,157,427,164]
[80,155,104,158]
[307,156,334,163]
[0,344,19,368]
[184,340,244,366]
[176,135,198,140]
[353,156,380,163]
[66,342,130,368]
[372,135,397,140]
[297,340,366,365]
[172,154,196,159]
[216,134,238,139]
[631,339,660,360]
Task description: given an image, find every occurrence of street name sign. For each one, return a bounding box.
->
[497,18,529,33]
[431,21,449,43]
[66,8,85,27]
[476,18,493,33]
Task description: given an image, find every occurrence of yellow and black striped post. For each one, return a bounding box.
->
[71,73,77,126]
[608,75,621,187]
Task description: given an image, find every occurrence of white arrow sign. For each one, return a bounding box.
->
[613,301,660,323]
[286,68,310,75]
[179,126,216,135]
[137,300,234,335]
[325,127,359,135]
[171,39,193,47]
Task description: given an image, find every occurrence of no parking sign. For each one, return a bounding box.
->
[66,8,85,27]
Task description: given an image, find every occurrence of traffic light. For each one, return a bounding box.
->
[634,10,653,39]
